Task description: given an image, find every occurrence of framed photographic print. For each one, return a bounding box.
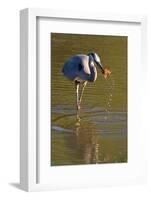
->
[20,8,147,191]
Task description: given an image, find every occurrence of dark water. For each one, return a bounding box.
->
[51,33,127,166]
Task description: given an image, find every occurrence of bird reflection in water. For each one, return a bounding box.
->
[67,117,101,164]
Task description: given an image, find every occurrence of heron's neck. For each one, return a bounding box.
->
[88,57,97,82]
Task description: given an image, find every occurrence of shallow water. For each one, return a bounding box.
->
[51,33,127,166]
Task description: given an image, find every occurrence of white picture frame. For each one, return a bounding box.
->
[20,8,147,191]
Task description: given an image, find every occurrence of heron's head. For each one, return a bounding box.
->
[88,52,105,74]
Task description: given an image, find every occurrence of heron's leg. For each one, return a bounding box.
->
[75,81,80,111]
[75,81,81,121]
[79,81,87,104]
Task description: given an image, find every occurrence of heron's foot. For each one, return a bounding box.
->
[76,115,81,122]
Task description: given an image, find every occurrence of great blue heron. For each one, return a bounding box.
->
[62,52,111,119]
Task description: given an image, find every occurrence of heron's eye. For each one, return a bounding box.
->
[78,63,83,71]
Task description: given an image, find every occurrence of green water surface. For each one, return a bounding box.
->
[51,33,127,166]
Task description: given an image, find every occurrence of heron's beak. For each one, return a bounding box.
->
[97,62,105,74]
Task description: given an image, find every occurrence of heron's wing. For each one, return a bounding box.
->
[62,55,91,81]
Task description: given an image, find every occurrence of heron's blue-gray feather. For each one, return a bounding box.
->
[62,55,90,79]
